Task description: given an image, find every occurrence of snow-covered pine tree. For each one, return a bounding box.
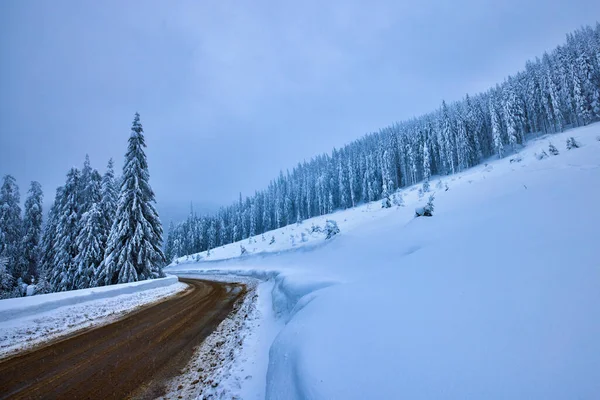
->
[441,101,456,175]
[0,256,16,299]
[0,175,23,281]
[97,113,165,285]
[489,95,504,158]
[422,142,431,181]
[101,158,118,232]
[74,202,105,289]
[22,181,43,283]
[39,188,62,286]
[164,221,176,263]
[51,168,81,291]
[503,82,521,151]
[207,220,217,250]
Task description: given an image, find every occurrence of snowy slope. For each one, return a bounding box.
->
[167,124,600,399]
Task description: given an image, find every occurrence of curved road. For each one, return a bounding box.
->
[0,278,246,399]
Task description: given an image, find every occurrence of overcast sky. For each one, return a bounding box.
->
[1,0,598,223]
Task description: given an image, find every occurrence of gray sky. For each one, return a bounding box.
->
[1,0,598,223]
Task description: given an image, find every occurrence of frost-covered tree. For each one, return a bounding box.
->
[74,203,105,289]
[51,168,81,291]
[22,181,43,283]
[40,188,62,283]
[164,221,176,263]
[0,175,22,280]
[0,256,16,298]
[97,113,165,285]
[489,95,504,158]
[101,158,118,231]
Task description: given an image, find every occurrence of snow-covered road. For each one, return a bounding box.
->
[0,278,245,399]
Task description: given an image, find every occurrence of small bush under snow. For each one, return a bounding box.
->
[324,220,340,239]
[566,137,580,150]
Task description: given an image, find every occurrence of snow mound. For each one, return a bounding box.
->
[0,275,179,322]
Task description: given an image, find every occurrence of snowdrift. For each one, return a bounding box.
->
[167,124,600,399]
[0,275,179,322]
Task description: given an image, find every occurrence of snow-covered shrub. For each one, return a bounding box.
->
[240,245,247,255]
[381,196,391,208]
[301,232,308,242]
[392,192,404,207]
[418,187,424,199]
[548,143,559,155]
[423,180,430,193]
[436,180,443,190]
[289,235,296,246]
[535,150,549,160]
[269,235,275,245]
[444,182,450,192]
[415,194,435,217]
[262,234,266,242]
[566,137,580,150]
[310,224,322,234]
[510,155,522,163]
[324,220,340,240]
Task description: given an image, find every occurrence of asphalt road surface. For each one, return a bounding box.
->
[0,278,246,399]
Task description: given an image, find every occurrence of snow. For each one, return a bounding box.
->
[166,123,600,399]
[0,276,186,358]
[162,276,282,400]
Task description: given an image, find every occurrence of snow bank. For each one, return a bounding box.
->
[167,124,600,399]
[169,267,338,320]
[0,275,179,322]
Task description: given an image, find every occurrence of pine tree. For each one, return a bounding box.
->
[97,113,165,285]
[207,220,217,251]
[101,158,118,231]
[40,188,62,286]
[0,256,16,299]
[0,175,23,280]
[22,181,43,283]
[51,168,81,291]
[489,96,504,158]
[422,142,431,181]
[74,203,105,289]
[441,101,456,174]
[164,221,176,263]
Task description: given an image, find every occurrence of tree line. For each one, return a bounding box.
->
[0,113,164,298]
[165,24,600,262]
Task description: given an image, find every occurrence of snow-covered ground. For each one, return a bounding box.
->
[0,276,186,359]
[162,275,281,400]
[167,124,600,399]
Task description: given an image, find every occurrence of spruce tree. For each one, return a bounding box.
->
[490,96,504,158]
[97,113,165,285]
[51,168,81,291]
[74,203,105,289]
[101,158,118,230]
[22,181,43,283]
[40,188,62,285]
[0,175,23,280]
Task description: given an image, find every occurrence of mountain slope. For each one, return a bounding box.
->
[167,123,600,399]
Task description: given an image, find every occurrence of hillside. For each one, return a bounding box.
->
[166,123,600,399]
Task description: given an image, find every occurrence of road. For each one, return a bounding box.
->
[0,278,246,399]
